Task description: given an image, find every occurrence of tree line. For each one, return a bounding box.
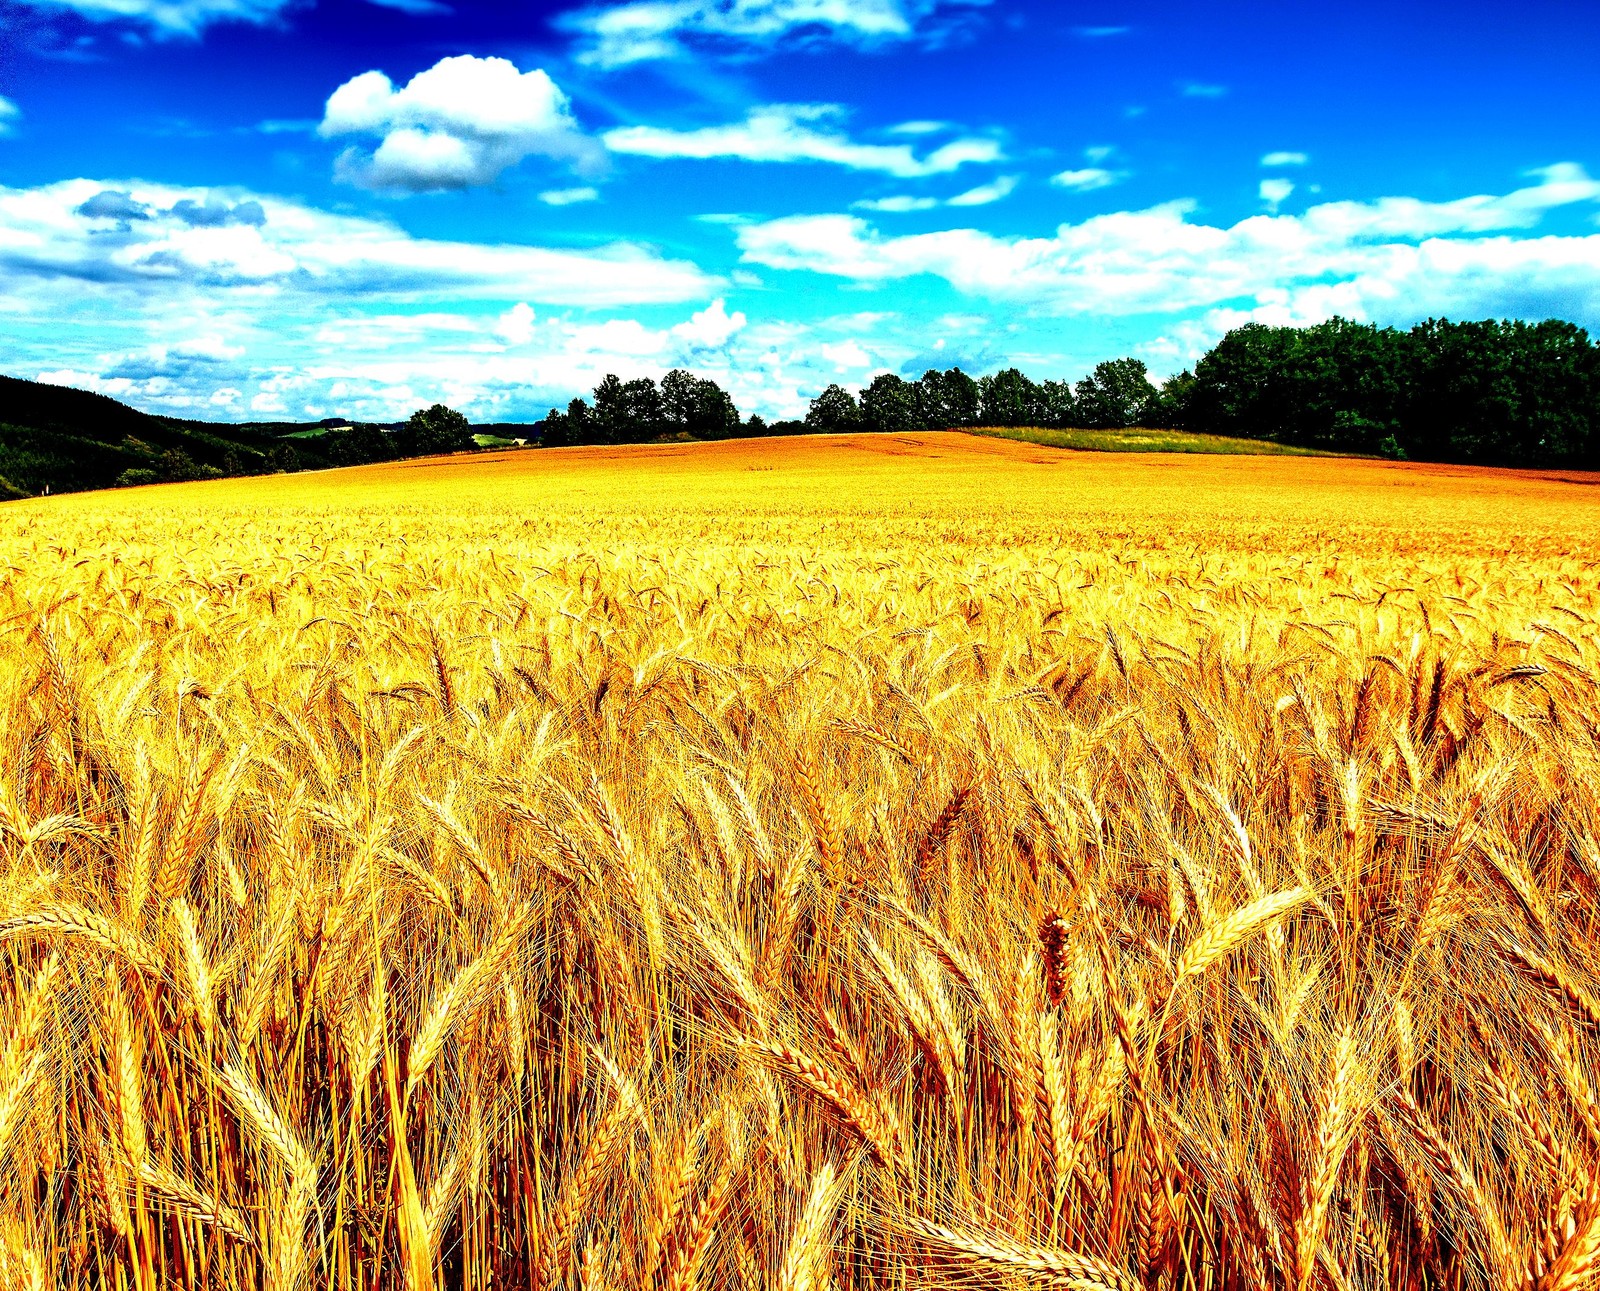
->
[539,316,1600,468]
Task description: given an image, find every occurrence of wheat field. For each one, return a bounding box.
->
[2,432,1600,1290]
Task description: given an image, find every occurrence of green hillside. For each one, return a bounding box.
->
[0,376,294,498]
[0,378,424,498]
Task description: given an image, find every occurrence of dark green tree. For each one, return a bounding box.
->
[914,368,980,429]
[265,443,300,474]
[690,380,742,439]
[541,398,595,448]
[401,404,475,455]
[1073,358,1157,429]
[860,374,918,433]
[1407,318,1599,466]
[979,368,1042,427]
[1148,370,1196,429]
[324,424,391,466]
[806,384,862,434]
[660,370,699,431]
[1037,380,1078,428]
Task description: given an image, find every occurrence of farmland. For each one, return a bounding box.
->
[2,432,1599,1290]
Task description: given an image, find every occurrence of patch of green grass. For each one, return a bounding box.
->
[966,425,1336,456]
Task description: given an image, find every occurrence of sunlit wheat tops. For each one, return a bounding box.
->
[0,432,1598,1289]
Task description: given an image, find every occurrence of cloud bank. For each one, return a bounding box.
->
[735,165,1600,329]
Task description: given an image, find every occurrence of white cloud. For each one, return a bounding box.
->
[497,303,538,346]
[819,339,871,370]
[854,174,1018,213]
[671,297,747,348]
[13,0,427,32]
[947,174,1019,207]
[0,98,19,138]
[1182,83,1228,98]
[603,104,1001,177]
[540,186,600,206]
[1260,178,1294,212]
[1051,167,1123,193]
[0,178,827,425]
[854,196,940,213]
[564,0,991,67]
[3,177,715,305]
[8,0,292,34]
[320,56,601,193]
[735,165,1600,328]
[1262,151,1309,167]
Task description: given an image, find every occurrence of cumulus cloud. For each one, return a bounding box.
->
[735,164,1600,327]
[1262,151,1309,167]
[74,188,266,228]
[0,97,19,138]
[604,104,1000,177]
[1260,178,1294,212]
[169,194,267,227]
[319,56,601,193]
[76,189,150,224]
[563,0,992,67]
[671,297,747,348]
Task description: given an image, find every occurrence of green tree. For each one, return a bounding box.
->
[402,404,475,455]
[592,375,667,443]
[266,443,300,474]
[805,384,862,434]
[1188,320,1408,452]
[1036,380,1078,428]
[1407,318,1599,466]
[860,374,918,433]
[540,398,594,448]
[1073,358,1157,429]
[914,368,980,429]
[660,369,699,431]
[978,368,1042,427]
[324,424,391,466]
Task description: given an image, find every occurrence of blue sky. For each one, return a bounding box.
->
[1,0,1598,422]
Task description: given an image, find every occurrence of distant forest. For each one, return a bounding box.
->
[543,317,1600,469]
[3,315,1598,499]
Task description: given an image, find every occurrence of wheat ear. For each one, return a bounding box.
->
[907,1216,1139,1291]
[0,905,163,979]
[1169,888,1310,989]
[778,1161,841,1291]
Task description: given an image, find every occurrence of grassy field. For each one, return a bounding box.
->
[2,432,1600,1290]
[966,424,1334,455]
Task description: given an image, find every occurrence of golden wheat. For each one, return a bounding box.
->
[0,432,1597,1288]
